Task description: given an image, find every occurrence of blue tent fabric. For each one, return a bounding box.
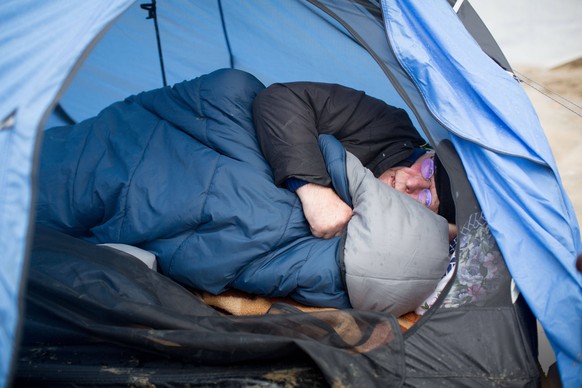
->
[0,1,134,386]
[382,0,582,384]
[52,1,423,133]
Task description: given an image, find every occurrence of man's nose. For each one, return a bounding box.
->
[405,175,430,193]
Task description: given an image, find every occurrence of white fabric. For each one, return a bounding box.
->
[415,255,456,315]
[343,152,450,316]
[99,243,158,271]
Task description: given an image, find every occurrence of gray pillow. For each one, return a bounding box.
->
[343,152,450,316]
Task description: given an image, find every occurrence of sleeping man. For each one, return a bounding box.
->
[36,69,454,317]
[253,80,457,240]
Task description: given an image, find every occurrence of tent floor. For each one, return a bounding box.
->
[14,343,327,387]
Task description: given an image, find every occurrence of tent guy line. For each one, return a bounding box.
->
[516,70,582,120]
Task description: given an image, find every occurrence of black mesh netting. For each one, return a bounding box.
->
[15,225,404,387]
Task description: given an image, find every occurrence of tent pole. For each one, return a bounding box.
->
[217,0,234,68]
[141,0,167,87]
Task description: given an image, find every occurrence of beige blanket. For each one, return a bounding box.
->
[202,290,420,332]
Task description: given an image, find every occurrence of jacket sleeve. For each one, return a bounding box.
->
[252,82,425,187]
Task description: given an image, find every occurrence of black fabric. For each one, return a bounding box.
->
[403,307,540,385]
[253,81,426,187]
[17,225,405,386]
[434,154,456,224]
[15,344,328,387]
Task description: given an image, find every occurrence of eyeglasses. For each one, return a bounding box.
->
[417,157,435,207]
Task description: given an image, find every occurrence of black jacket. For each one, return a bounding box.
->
[252,82,427,187]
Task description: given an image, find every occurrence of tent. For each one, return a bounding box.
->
[1,0,581,386]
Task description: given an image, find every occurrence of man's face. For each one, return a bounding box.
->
[378,152,440,213]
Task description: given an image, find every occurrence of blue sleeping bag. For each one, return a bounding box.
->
[37,68,450,314]
[36,69,349,308]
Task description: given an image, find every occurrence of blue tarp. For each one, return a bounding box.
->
[382,1,582,384]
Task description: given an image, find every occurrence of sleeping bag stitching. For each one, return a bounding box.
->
[296,242,331,291]
[71,121,94,223]
[270,194,304,250]
[194,77,210,147]
[166,155,219,275]
[117,115,163,242]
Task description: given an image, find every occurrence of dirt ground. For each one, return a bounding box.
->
[514,60,582,227]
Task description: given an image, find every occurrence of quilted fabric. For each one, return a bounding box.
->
[36,69,348,308]
[343,151,450,316]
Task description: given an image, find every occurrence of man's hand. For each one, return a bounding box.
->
[295,183,353,239]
